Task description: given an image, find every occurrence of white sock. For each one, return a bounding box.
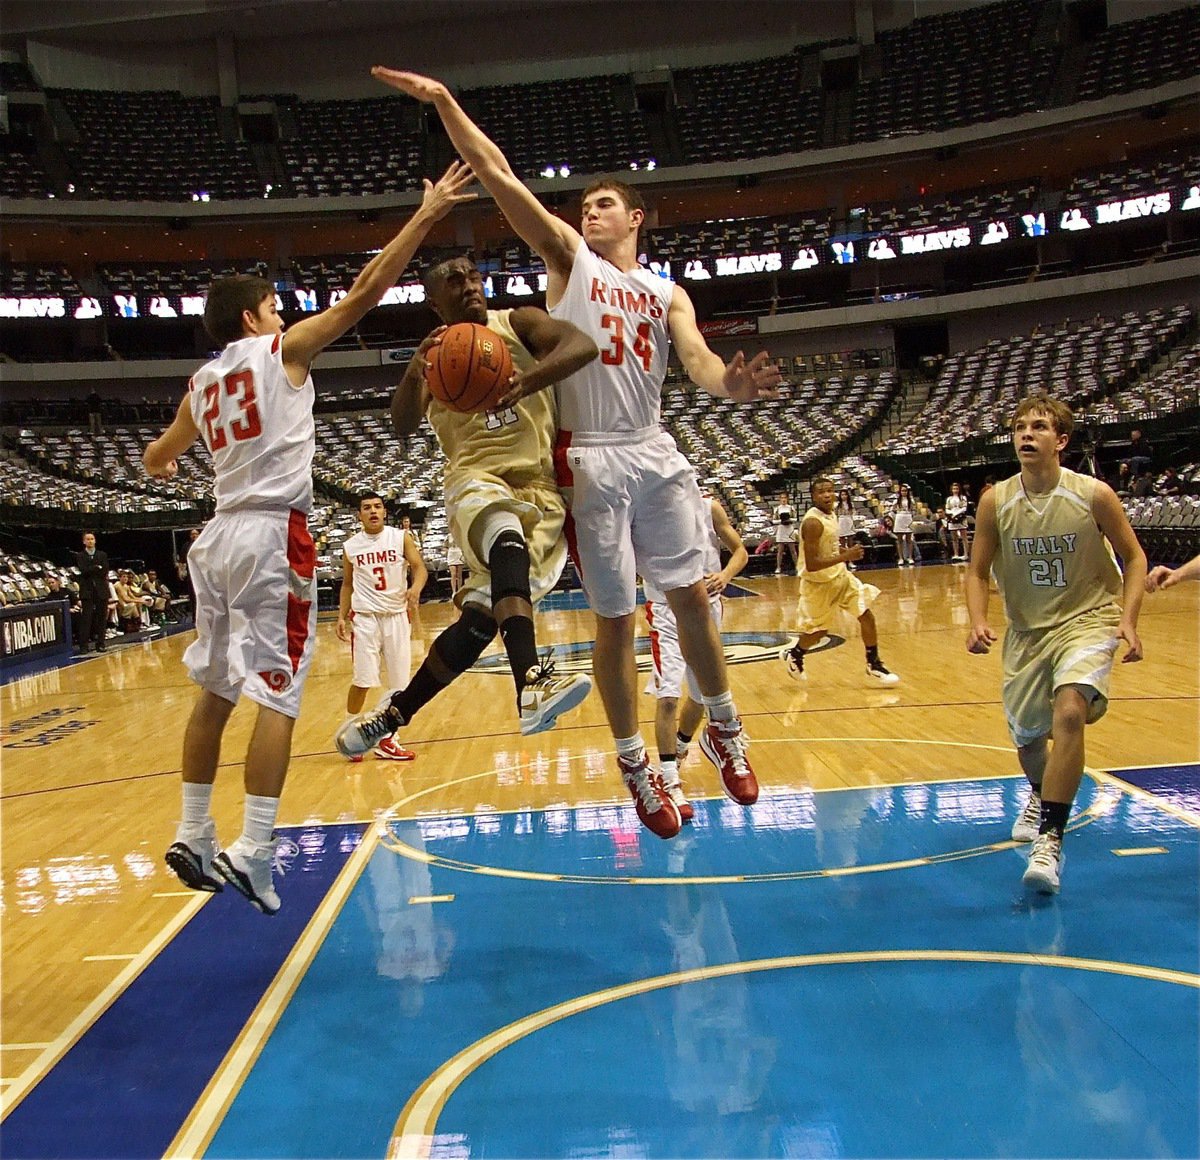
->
[180,782,214,831]
[660,757,679,787]
[615,734,646,763]
[243,794,280,848]
[702,690,736,724]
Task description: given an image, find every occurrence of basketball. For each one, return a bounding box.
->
[424,322,514,414]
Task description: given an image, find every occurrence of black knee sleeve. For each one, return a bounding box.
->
[489,529,532,607]
[432,604,497,674]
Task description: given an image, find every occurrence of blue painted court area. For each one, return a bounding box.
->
[8,772,1197,1159]
[204,773,1197,1159]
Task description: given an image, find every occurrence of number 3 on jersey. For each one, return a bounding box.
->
[201,369,263,451]
[600,314,653,372]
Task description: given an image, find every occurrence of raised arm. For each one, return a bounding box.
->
[965,488,999,654]
[281,163,476,380]
[499,307,599,406]
[372,68,579,283]
[668,283,781,402]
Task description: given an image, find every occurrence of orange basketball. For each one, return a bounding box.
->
[424,322,514,414]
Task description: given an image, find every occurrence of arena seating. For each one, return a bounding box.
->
[279,95,425,197]
[0,146,53,199]
[0,1,1190,203]
[0,262,84,297]
[1075,4,1200,101]
[673,51,824,164]
[849,0,1058,142]
[876,305,1196,457]
[466,75,653,179]
[48,88,262,201]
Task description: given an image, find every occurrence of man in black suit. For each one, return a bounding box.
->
[74,531,110,652]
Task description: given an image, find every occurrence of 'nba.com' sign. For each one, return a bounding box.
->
[0,603,67,664]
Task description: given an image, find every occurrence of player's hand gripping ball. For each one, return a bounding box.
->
[424,322,513,413]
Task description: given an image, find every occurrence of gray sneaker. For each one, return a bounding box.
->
[519,658,592,735]
[1022,831,1064,895]
[335,694,405,757]
[1012,789,1042,843]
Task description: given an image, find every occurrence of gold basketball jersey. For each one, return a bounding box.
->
[991,467,1122,632]
[801,506,845,583]
[428,309,557,489]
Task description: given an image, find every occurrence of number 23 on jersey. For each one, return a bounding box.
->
[201,369,262,450]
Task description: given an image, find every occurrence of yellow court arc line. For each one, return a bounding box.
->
[385,737,1021,815]
[387,949,1200,1158]
[0,891,210,1120]
[0,1044,53,1051]
[379,773,1117,888]
[81,954,138,962]
[164,820,382,1159]
[1112,847,1170,857]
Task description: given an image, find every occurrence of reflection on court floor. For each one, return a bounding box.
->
[6,772,1199,1159]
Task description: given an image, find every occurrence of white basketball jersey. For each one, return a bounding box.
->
[643,495,721,603]
[188,333,315,513]
[343,526,410,615]
[550,239,671,436]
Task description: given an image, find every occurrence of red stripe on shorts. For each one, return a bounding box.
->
[552,429,584,582]
[644,600,663,681]
[286,508,315,674]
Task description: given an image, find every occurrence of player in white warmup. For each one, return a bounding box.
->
[644,494,749,823]
[337,491,427,762]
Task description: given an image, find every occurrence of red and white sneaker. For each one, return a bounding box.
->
[619,753,681,840]
[375,735,416,762]
[662,773,695,824]
[699,718,759,805]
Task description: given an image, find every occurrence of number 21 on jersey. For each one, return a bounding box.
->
[600,314,653,372]
[201,369,262,451]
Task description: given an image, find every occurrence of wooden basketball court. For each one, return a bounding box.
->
[2,564,1197,1156]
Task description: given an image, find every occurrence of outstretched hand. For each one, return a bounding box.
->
[420,160,477,222]
[722,350,782,402]
[372,67,448,105]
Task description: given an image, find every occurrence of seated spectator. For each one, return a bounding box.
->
[1116,461,1133,495]
[113,569,146,633]
[1158,467,1182,496]
[45,574,83,642]
[1131,471,1156,499]
[142,569,173,623]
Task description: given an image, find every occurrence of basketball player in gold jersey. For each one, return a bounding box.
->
[336,256,599,754]
[967,396,1145,894]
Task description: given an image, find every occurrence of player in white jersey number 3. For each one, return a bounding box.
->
[337,492,427,762]
[374,66,783,840]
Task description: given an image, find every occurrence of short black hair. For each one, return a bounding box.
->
[203,274,275,347]
[422,252,474,297]
[359,491,383,508]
